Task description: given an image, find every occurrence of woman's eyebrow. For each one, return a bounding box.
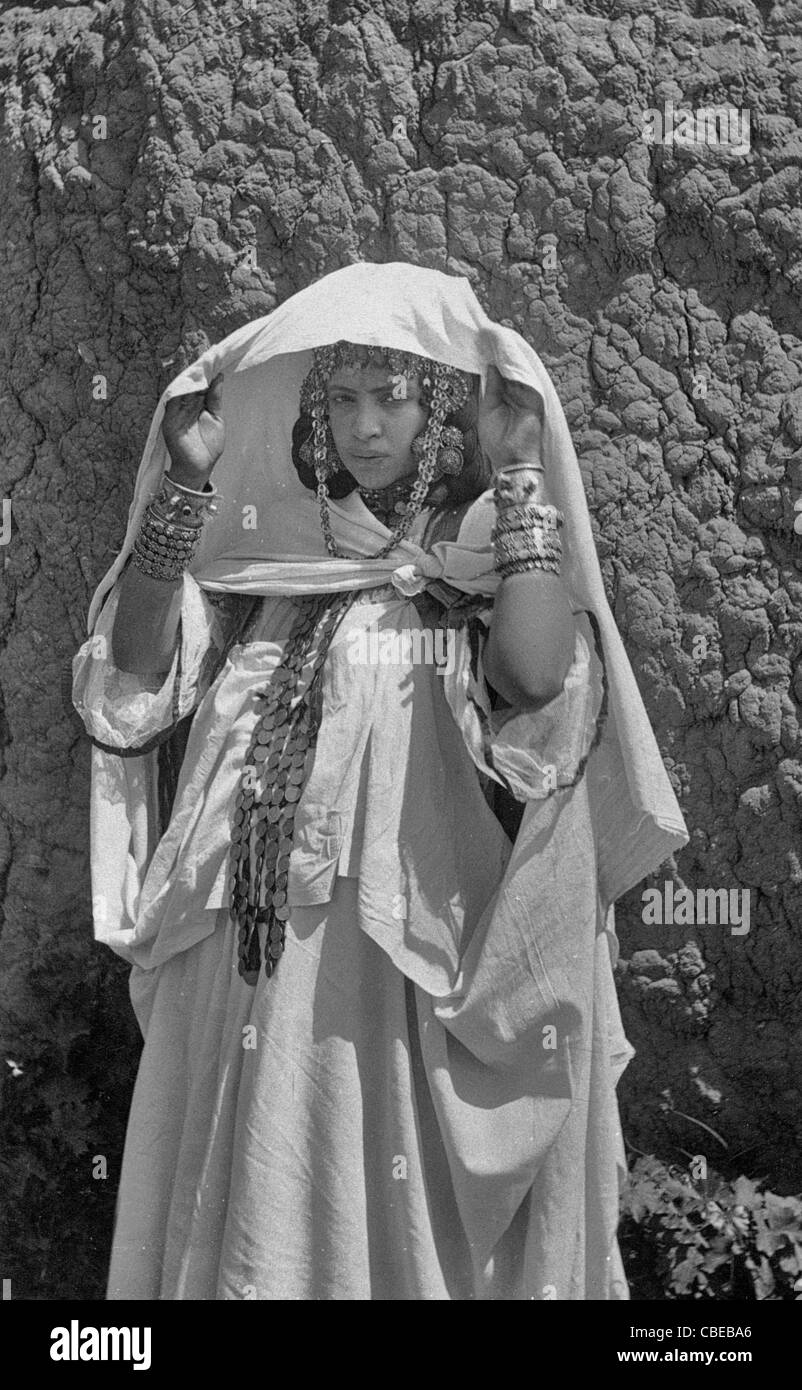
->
[326,381,414,395]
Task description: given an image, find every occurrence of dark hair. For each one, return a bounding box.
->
[290,375,492,512]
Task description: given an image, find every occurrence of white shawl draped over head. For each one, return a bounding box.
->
[86,260,687,910]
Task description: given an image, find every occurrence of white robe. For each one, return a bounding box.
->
[74,566,633,1300]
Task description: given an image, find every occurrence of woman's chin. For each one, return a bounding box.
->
[347,460,412,490]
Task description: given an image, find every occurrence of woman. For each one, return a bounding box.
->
[72,262,687,1300]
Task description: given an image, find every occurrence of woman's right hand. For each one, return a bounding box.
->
[478,365,544,473]
[161,372,225,486]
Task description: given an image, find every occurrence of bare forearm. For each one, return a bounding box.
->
[111,564,184,675]
[484,570,575,709]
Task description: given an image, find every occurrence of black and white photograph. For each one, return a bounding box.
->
[0,0,799,1351]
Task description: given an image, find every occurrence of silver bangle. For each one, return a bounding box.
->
[496,555,562,579]
[149,471,220,527]
[492,503,564,537]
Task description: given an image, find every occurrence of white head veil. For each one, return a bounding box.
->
[86,261,687,908]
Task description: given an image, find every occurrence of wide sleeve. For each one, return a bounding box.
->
[441,603,608,802]
[71,570,242,753]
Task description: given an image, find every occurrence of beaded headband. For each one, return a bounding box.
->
[299,341,473,559]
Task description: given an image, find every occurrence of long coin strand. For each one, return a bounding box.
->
[229,592,354,984]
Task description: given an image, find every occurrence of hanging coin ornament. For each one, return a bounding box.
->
[228,590,355,984]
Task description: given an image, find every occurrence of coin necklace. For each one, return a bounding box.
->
[229,590,355,984]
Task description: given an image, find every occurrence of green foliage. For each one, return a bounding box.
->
[0,925,140,1300]
[620,1155,802,1300]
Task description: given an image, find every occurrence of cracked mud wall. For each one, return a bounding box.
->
[1,0,801,1294]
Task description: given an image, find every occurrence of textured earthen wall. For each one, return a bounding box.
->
[1,0,801,1295]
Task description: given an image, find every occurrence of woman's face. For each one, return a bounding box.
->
[325,365,429,489]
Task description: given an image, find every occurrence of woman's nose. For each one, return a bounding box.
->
[352,402,382,439]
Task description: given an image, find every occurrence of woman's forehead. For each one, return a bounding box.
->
[326,364,421,390]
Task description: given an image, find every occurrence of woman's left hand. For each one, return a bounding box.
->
[478,364,545,471]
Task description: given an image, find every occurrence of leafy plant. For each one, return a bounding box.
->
[620,1155,802,1300]
[0,928,140,1300]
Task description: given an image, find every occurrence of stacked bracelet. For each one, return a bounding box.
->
[132,515,202,581]
[493,502,562,537]
[492,465,564,579]
[493,528,562,564]
[131,472,220,581]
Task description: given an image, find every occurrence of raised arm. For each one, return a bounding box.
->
[478,366,576,710]
[111,373,225,674]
